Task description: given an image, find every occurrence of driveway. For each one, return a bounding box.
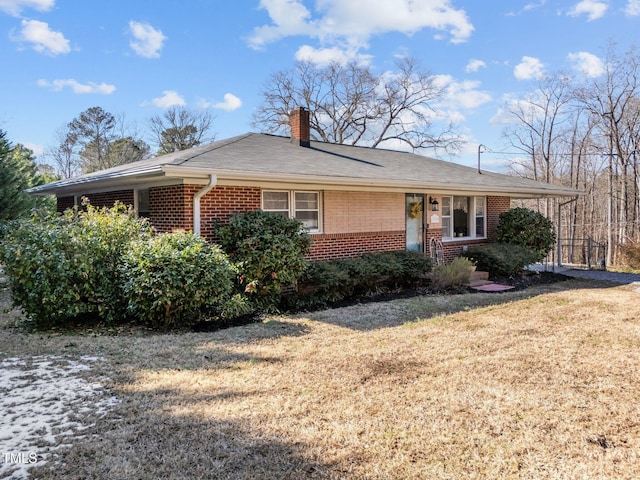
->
[533,264,640,285]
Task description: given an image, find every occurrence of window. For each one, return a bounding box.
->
[294,192,319,230]
[262,190,321,232]
[475,197,485,237]
[137,189,150,218]
[262,191,289,216]
[440,196,486,240]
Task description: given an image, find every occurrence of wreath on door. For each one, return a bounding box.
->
[410,201,423,218]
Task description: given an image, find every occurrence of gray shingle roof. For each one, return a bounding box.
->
[29,133,579,197]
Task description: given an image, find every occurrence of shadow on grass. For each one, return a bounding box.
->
[30,394,344,479]
[301,277,613,331]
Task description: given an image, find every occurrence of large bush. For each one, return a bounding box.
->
[0,203,152,327]
[462,243,540,277]
[496,207,556,261]
[216,210,312,310]
[122,232,236,329]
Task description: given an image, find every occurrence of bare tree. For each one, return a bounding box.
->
[252,57,462,154]
[575,43,640,263]
[503,73,573,221]
[504,42,640,267]
[148,107,215,155]
[46,125,80,179]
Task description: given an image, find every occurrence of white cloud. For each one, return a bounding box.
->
[567,51,604,77]
[514,56,545,80]
[465,59,486,73]
[295,44,372,66]
[248,0,313,49]
[13,19,70,56]
[212,93,243,111]
[435,75,492,110]
[0,0,53,16]
[567,0,608,21]
[248,0,474,55]
[152,90,185,108]
[37,78,116,94]
[625,0,640,15]
[23,141,44,156]
[489,106,515,126]
[489,96,527,125]
[128,21,166,58]
[524,1,547,11]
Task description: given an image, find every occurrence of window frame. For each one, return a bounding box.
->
[440,195,486,241]
[136,188,150,218]
[262,190,322,233]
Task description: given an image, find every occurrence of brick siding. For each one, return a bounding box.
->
[149,184,261,238]
[56,196,75,213]
[56,191,135,213]
[83,190,134,209]
[307,231,405,261]
[323,191,405,234]
[199,186,261,239]
[54,186,512,263]
[487,195,511,240]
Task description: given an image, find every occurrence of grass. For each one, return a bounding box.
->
[2,278,640,479]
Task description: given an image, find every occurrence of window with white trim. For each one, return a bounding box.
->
[441,196,486,240]
[262,190,321,232]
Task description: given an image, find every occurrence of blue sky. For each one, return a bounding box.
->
[0,0,639,171]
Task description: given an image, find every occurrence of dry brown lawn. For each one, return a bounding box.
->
[2,278,640,479]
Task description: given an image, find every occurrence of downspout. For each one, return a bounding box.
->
[193,174,217,236]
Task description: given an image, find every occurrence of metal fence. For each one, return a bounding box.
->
[556,237,607,270]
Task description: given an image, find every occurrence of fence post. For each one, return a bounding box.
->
[587,237,592,270]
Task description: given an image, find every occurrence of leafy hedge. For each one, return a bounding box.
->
[122,232,236,329]
[462,243,540,277]
[0,203,240,330]
[0,203,152,327]
[288,250,432,309]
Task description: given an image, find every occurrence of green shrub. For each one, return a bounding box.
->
[429,257,474,291]
[496,207,556,261]
[462,243,540,277]
[122,232,235,329]
[290,250,432,309]
[618,242,640,270]
[216,210,312,311]
[0,203,152,327]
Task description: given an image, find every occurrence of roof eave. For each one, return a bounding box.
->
[162,166,582,198]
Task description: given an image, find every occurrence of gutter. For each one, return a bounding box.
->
[193,174,217,236]
[161,166,581,198]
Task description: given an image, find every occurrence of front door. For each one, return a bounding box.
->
[405,194,424,252]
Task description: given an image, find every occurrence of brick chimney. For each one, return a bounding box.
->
[290,106,310,147]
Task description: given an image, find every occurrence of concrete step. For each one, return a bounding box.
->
[468,270,491,287]
[469,270,489,282]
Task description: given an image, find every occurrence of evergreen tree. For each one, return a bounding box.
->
[0,130,44,220]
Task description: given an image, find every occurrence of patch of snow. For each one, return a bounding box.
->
[0,355,119,479]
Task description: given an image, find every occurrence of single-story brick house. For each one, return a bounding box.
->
[29,108,578,262]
